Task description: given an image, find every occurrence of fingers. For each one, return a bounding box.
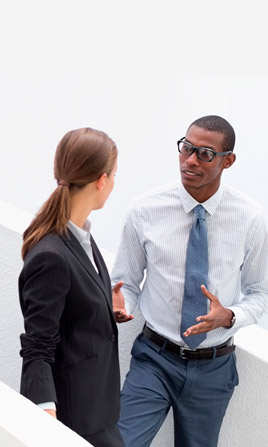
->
[116,316,134,323]
[114,310,134,323]
[183,321,212,337]
[183,287,226,337]
[112,281,124,293]
[196,313,210,323]
[201,284,216,301]
[44,409,57,418]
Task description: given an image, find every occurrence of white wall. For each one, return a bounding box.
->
[2,3,268,325]
[1,1,268,256]
[219,325,268,447]
[0,201,32,391]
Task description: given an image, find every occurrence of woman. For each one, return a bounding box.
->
[19,127,124,446]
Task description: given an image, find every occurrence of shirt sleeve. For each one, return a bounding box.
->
[111,206,147,314]
[229,211,268,328]
[37,402,56,410]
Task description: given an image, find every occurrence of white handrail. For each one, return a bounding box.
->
[0,381,90,446]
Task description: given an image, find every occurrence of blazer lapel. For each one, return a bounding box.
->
[90,236,113,313]
[60,230,108,301]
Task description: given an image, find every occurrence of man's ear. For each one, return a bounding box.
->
[96,173,107,191]
[223,152,236,169]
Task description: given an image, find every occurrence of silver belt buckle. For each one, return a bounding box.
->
[180,346,195,360]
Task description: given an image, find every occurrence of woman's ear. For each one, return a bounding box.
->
[96,173,107,191]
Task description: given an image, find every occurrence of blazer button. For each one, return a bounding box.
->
[110,334,116,342]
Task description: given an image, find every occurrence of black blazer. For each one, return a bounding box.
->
[19,230,120,437]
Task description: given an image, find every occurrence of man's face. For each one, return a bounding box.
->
[179,125,235,202]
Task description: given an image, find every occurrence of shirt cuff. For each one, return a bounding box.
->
[37,402,56,410]
[226,306,247,329]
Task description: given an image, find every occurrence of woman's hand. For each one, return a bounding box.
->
[44,409,57,418]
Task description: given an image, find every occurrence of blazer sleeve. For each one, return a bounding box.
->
[19,248,70,404]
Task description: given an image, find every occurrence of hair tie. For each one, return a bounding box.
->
[58,180,70,187]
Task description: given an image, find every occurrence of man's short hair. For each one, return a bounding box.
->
[188,115,236,152]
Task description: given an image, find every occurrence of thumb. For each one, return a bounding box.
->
[112,281,124,292]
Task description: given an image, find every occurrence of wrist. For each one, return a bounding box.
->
[224,309,236,328]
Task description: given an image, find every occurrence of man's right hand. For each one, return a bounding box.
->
[112,281,134,323]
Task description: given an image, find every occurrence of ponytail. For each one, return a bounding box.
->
[22,184,70,259]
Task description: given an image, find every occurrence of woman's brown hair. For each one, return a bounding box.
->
[22,127,117,259]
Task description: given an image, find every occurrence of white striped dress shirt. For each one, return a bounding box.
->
[67,220,98,272]
[111,181,268,348]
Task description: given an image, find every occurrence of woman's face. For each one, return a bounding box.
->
[98,161,117,209]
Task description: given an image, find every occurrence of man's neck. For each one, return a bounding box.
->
[183,184,221,203]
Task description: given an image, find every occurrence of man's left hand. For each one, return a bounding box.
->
[112,281,134,323]
[182,285,233,337]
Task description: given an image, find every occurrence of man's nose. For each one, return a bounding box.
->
[186,151,200,166]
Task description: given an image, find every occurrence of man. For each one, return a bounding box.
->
[112,115,268,447]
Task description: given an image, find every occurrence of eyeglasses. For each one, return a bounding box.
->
[177,138,232,162]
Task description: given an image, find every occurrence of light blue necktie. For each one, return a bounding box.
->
[181,205,208,349]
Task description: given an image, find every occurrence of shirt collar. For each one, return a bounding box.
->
[178,183,224,216]
[67,219,92,243]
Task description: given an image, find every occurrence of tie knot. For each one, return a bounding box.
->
[194,204,206,220]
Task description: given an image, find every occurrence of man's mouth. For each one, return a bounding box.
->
[182,170,201,177]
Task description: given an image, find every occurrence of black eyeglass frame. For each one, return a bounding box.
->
[177,137,232,162]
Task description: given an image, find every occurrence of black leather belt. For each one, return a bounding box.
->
[142,325,235,360]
